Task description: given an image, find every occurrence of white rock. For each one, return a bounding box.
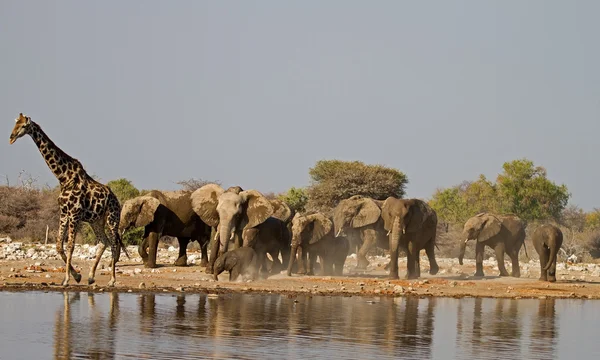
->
[168,246,176,252]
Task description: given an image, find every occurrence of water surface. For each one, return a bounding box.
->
[0,291,598,359]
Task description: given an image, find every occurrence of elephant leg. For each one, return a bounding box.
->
[474,242,485,277]
[296,246,307,274]
[138,236,149,264]
[357,230,376,269]
[509,248,521,278]
[229,266,241,282]
[494,243,510,277]
[539,246,549,281]
[145,232,160,269]
[199,241,209,268]
[256,249,269,279]
[547,247,557,282]
[206,236,220,274]
[424,239,439,275]
[174,237,190,267]
[307,250,317,276]
[405,242,418,280]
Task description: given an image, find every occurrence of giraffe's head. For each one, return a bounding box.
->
[9,113,32,144]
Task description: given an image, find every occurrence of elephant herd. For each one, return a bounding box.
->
[120,184,565,282]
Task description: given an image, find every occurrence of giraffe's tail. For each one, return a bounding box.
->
[116,232,131,260]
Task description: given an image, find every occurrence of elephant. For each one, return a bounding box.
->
[459,213,528,277]
[245,216,291,277]
[287,212,349,276]
[332,195,388,269]
[213,246,259,281]
[119,190,212,268]
[191,184,274,273]
[532,224,563,282]
[381,197,439,280]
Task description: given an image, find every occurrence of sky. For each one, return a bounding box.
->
[1,1,599,209]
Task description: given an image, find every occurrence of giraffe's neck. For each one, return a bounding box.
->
[27,121,85,184]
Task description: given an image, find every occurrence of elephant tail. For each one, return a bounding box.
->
[543,244,558,271]
[522,238,529,260]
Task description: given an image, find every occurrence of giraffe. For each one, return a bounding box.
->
[9,113,129,286]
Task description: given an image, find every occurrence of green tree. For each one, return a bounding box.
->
[306,160,408,212]
[278,187,309,213]
[585,209,600,230]
[107,178,140,202]
[496,159,570,221]
[430,158,570,225]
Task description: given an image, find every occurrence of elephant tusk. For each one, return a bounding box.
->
[214,232,219,241]
[402,228,406,235]
[336,229,342,237]
[387,230,391,236]
[230,232,235,240]
[464,238,470,244]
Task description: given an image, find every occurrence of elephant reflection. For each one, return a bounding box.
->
[53,292,120,360]
[456,298,556,359]
[530,299,557,355]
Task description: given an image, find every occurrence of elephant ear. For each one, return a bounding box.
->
[240,190,274,230]
[307,213,332,244]
[351,198,381,228]
[270,199,293,223]
[478,214,502,242]
[135,196,161,228]
[190,184,224,227]
[381,197,395,231]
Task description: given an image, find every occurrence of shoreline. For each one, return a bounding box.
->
[1,242,599,300]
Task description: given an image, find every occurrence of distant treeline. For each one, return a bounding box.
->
[2,158,600,261]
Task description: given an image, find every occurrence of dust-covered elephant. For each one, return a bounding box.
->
[381,197,439,280]
[332,195,388,269]
[190,184,274,273]
[213,246,259,281]
[459,213,528,277]
[532,224,563,282]
[287,212,349,276]
[119,190,212,268]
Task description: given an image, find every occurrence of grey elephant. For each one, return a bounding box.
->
[191,184,274,273]
[213,246,259,281]
[287,212,349,276]
[332,195,388,269]
[459,213,528,277]
[381,197,439,279]
[119,190,212,268]
[532,224,563,282]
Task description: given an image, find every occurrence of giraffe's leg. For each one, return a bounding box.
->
[106,210,122,287]
[88,220,109,285]
[56,215,80,280]
[62,219,81,286]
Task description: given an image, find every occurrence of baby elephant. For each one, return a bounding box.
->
[213,247,258,282]
[532,224,563,282]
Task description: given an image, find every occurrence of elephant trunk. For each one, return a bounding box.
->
[219,220,234,254]
[458,239,468,265]
[543,243,558,271]
[390,216,402,250]
[287,244,298,276]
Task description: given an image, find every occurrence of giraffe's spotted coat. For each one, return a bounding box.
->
[9,113,128,287]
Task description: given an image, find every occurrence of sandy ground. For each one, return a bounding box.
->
[1,241,599,299]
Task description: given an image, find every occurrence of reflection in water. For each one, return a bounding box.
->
[1,291,599,359]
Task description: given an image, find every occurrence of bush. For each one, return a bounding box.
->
[306,160,408,213]
[278,187,309,213]
[430,158,570,225]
